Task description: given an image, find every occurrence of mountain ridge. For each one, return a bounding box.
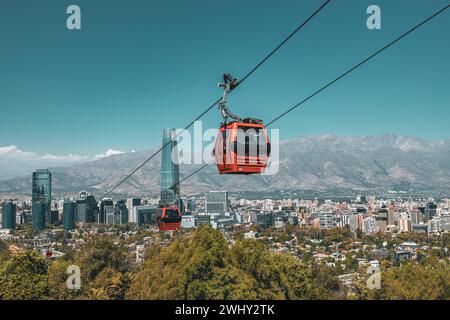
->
[1,133,449,197]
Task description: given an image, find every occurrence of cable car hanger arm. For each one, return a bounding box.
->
[218,73,241,124]
[218,73,264,125]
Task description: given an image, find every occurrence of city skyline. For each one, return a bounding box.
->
[2,168,449,233]
[0,0,449,158]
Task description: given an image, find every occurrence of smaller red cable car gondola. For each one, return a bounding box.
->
[214,74,271,174]
[157,206,182,231]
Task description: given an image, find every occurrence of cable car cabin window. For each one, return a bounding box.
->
[235,126,267,164]
[162,209,181,223]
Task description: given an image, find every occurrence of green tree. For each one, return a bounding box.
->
[88,267,131,300]
[75,235,130,282]
[0,251,49,300]
[48,259,83,300]
[232,239,313,299]
[0,240,10,267]
[355,258,450,300]
[128,225,315,300]
[310,263,345,299]
[128,226,246,299]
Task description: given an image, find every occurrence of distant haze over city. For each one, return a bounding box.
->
[1,133,449,197]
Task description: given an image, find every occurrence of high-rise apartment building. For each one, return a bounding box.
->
[363,217,379,234]
[319,212,337,229]
[127,198,141,223]
[115,200,129,225]
[398,217,411,233]
[104,205,115,225]
[135,205,158,227]
[76,194,98,223]
[424,202,437,221]
[98,198,114,224]
[205,191,229,213]
[428,218,440,234]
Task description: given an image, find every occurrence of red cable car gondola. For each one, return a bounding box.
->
[214,74,271,174]
[157,206,182,231]
[214,119,270,174]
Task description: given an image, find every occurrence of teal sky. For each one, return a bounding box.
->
[0,0,449,157]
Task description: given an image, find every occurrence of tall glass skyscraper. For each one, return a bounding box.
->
[160,128,180,207]
[63,198,76,230]
[32,202,46,231]
[2,202,17,230]
[32,169,52,224]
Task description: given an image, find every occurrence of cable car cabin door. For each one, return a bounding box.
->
[215,126,233,174]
